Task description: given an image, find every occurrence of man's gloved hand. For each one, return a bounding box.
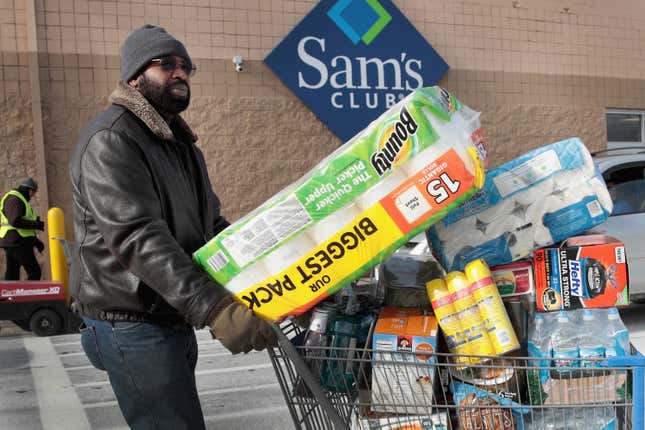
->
[34,238,45,253]
[34,217,45,231]
[209,297,278,354]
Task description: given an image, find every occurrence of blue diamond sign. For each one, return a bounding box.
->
[265,0,449,142]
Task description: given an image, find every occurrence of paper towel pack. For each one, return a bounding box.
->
[194,87,486,321]
[427,138,613,271]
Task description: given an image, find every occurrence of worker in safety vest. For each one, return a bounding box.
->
[0,178,45,280]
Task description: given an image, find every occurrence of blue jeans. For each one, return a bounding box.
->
[80,318,206,430]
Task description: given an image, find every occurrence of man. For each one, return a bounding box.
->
[0,178,45,280]
[69,25,276,430]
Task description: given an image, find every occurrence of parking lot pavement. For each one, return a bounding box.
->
[0,322,294,430]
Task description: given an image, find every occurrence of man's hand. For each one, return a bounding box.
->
[34,217,45,231]
[209,298,277,354]
[35,238,45,253]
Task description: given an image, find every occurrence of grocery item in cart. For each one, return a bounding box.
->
[491,261,534,299]
[371,307,438,414]
[533,235,629,311]
[350,410,449,430]
[527,407,617,430]
[379,252,445,308]
[303,303,338,377]
[465,259,520,355]
[527,309,629,405]
[445,271,496,360]
[452,380,528,430]
[426,278,473,365]
[427,259,520,364]
[194,86,485,322]
[490,260,535,351]
[427,137,613,271]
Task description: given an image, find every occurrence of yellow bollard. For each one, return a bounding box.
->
[47,207,69,303]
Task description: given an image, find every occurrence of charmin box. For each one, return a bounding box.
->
[194,87,486,322]
[371,307,438,414]
[533,235,629,311]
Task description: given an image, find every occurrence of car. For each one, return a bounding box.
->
[591,147,645,302]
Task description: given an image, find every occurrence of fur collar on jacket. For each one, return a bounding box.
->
[108,81,197,142]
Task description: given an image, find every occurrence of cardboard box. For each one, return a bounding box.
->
[350,410,449,430]
[533,235,629,311]
[371,307,438,414]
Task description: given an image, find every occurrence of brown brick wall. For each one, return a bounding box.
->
[0,0,644,278]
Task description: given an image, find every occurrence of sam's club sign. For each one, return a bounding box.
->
[265,0,449,142]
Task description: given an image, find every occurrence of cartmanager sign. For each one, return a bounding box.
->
[265,0,449,142]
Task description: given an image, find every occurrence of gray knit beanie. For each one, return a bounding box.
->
[120,24,192,82]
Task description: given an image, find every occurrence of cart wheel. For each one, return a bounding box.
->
[29,309,62,336]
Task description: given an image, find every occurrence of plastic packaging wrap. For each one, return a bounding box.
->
[379,252,445,308]
[427,138,613,271]
[194,86,485,321]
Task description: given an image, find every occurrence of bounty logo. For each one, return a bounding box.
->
[265,0,449,142]
[327,0,392,45]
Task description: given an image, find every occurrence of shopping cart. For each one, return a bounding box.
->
[268,318,645,430]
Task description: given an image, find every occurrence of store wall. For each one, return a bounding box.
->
[0,0,644,277]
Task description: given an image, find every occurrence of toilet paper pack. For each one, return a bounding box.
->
[427,138,613,271]
[194,87,486,321]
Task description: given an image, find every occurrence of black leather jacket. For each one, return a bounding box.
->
[69,82,230,328]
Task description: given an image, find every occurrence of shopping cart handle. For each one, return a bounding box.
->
[599,352,645,367]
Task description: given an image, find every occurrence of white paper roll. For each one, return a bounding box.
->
[484,214,522,239]
[514,177,554,205]
[559,181,594,206]
[308,204,363,243]
[463,229,488,248]
[580,144,597,177]
[552,169,581,193]
[401,140,448,178]
[420,107,477,176]
[261,232,317,275]
[476,199,515,224]
[356,169,408,211]
[225,261,271,295]
[445,216,477,238]
[520,201,539,225]
[508,231,535,261]
[439,218,481,256]
[533,221,554,247]
[588,177,613,213]
[542,195,569,215]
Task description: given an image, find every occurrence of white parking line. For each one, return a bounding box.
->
[74,363,275,388]
[204,405,289,422]
[51,340,84,347]
[23,336,91,430]
[83,382,281,409]
[107,404,291,430]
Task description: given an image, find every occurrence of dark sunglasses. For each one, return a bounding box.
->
[149,58,196,77]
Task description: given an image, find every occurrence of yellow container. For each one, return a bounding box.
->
[445,271,495,360]
[465,259,519,355]
[426,279,471,363]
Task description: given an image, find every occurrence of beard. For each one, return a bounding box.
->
[137,74,190,116]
